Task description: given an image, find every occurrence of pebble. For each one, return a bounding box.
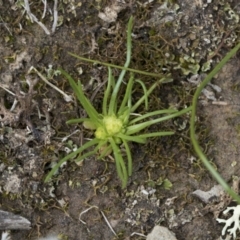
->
[147,226,177,240]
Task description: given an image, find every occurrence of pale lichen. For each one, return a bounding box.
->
[217,205,240,239]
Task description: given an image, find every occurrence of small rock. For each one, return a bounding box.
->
[0,210,31,230]
[38,234,59,240]
[4,174,22,194]
[192,185,223,204]
[146,226,177,240]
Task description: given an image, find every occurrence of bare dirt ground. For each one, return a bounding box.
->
[0,0,240,240]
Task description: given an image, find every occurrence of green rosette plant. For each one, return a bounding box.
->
[45,16,191,188]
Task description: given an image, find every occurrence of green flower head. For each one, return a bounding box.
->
[103,115,123,136]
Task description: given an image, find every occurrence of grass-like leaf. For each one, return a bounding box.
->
[190,41,240,203]
[103,67,114,115]
[135,79,149,110]
[122,139,133,176]
[118,73,134,115]
[127,106,192,135]
[109,138,128,188]
[129,109,178,124]
[45,138,100,182]
[60,68,100,125]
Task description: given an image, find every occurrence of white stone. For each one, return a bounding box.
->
[146,226,177,240]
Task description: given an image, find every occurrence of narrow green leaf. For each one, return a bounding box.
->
[75,149,98,162]
[44,138,99,182]
[117,133,146,143]
[109,138,128,188]
[118,107,131,124]
[103,67,113,115]
[122,139,133,177]
[129,109,178,124]
[131,79,159,113]
[98,144,112,159]
[75,140,107,162]
[59,68,100,125]
[109,16,133,115]
[127,106,192,135]
[118,73,134,115]
[137,131,174,139]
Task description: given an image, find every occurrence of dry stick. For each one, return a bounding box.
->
[79,207,117,237]
[22,0,51,35]
[23,0,33,22]
[29,66,73,102]
[0,84,15,96]
[10,98,18,112]
[30,13,51,35]
[42,0,47,19]
[100,211,117,237]
[130,232,147,237]
[52,0,58,33]
[79,206,99,225]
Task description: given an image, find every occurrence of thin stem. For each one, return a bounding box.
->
[68,53,165,78]
[190,42,240,203]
